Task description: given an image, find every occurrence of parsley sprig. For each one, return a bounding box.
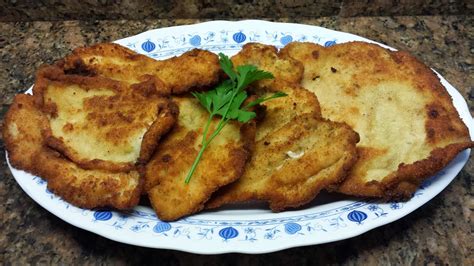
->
[184,53,287,183]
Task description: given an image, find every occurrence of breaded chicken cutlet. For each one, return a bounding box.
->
[144,96,256,221]
[59,43,221,94]
[280,41,474,199]
[4,94,142,209]
[33,65,177,172]
[207,113,359,211]
[207,43,360,211]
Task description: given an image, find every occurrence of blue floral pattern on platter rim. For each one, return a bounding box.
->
[8,20,473,254]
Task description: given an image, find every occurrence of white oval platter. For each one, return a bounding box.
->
[7,20,473,254]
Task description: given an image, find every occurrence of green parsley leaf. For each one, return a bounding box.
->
[191,91,212,113]
[184,54,285,184]
[218,53,237,82]
[236,65,274,90]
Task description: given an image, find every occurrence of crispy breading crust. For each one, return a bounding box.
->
[59,43,221,94]
[34,148,142,210]
[206,114,360,210]
[231,42,304,87]
[382,142,473,199]
[3,94,48,173]
[33,65,177,172]
[268,117,359,210]
[281,41,474,199]
[3,94,142,209]
[248,81,321,141]
[138,101,179,165]
[144,97,255,221]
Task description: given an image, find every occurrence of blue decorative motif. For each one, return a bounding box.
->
[233,31,246,43]
[141,40,156,52]
[112,215,128,229]
[33,176,46,185]
[367,204,388,218]
[389,202,402,210]
[126,31,339,59]
[130,221,150,232]
[267,31,278,42]
[94,210,112,221]
[347,210,368,224]
[324,40,336,47]
[327,215,347,230]
[153,222,172,233]
[280,35,293,45]
[367,204,378,211]
[243,227,258,242]
[189,35,201,46]
[196,227,214,239]
[203,32,215,43]
[219,227,239,240]
[264,225,281,240]
[284,222,302,234]
[248,31,261,42]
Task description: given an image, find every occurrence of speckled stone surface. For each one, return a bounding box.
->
[1,0,473,21]
[0,16,473,264]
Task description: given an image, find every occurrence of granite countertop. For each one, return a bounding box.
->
[1,16,473,264]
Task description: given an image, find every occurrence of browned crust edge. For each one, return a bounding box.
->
[232,42,304,86]
[165,48,222,94]
[3,94,46,174]
[138,99,179,165]
[60,43,221,94]
[32,64,123,107]
[34,148,143,210]
[43,135,136,172]
[382,141,474,199]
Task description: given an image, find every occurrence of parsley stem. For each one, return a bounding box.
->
[184,140,209,184]
[219,90,239,123]
[205,119,230,144]
[201,113,214,144]
[184,118,230,184]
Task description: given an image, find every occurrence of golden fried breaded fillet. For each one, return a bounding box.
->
[3,94,48,172]
[33,66,177,172]
[280,41,473,198]
[34,149,142,209]
[231,43,303,87]
[144,96,255,221]
[59,43,220,94]
[3,94,141,209]
[207,114,359,211]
